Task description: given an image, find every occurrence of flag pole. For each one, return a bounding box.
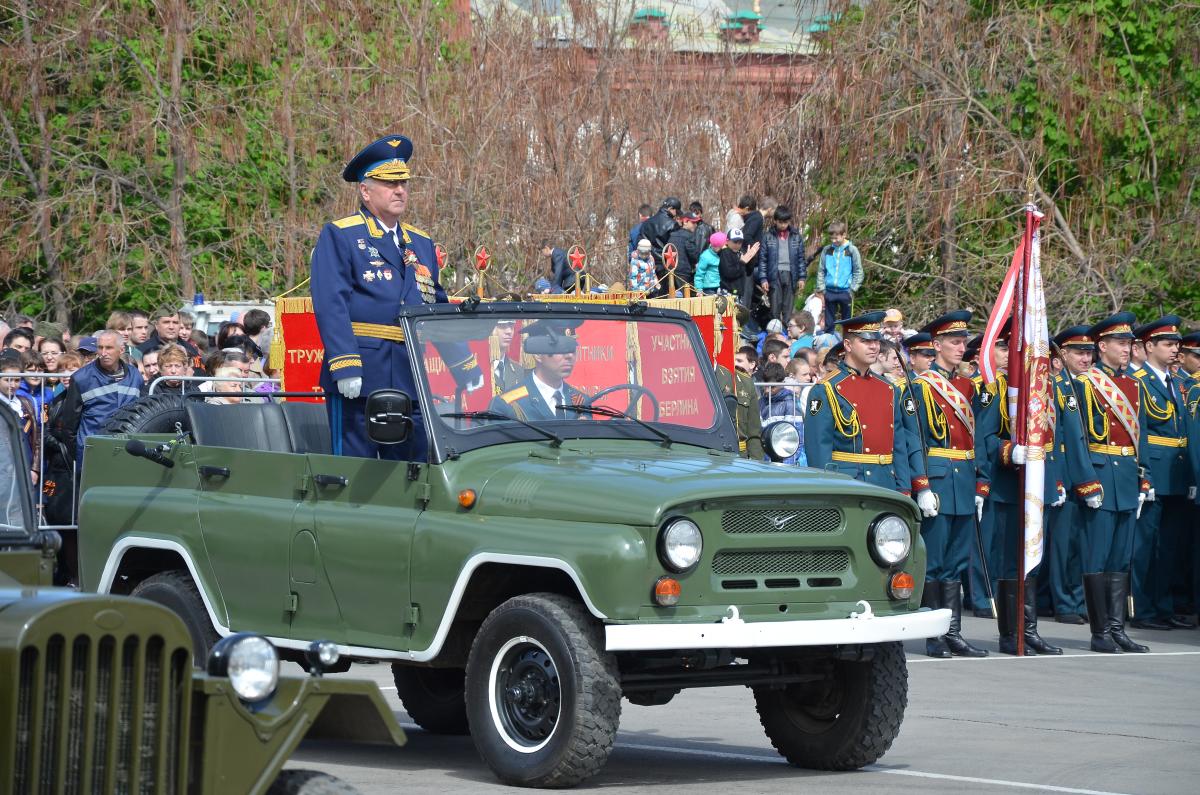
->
[1013,182,1035,656]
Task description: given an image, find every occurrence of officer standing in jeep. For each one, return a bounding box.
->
[310,134,479,459]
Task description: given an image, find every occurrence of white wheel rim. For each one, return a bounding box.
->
[487,635,562,753]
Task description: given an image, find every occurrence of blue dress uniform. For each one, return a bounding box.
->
[910,311,988,658]
[1182,332,1200,619]
[804,312,922,497]
[1075,312,1152,653]
[311,134,479,459]
[1129,317,1194,629]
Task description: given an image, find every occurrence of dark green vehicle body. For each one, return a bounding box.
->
[0,381,404,795]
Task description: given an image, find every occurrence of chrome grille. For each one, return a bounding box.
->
[721,508,841,535]
[712,549,850,576]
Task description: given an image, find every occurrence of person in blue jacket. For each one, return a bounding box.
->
[310,134,479,460]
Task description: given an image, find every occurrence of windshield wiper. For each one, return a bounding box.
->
[443,411,563,447]
[560,404,673,447]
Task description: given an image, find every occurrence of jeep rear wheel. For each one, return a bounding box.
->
[392,665,469,735]
[130,570,219,666]
[753,641,907,770]
[464,593,621,788]
[267,769,360,795]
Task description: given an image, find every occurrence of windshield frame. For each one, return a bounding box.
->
[398,302,738,462]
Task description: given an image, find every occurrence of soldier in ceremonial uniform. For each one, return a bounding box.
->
[1129,317,1193,629]
[805,311,937,513]
[491,321,587,421]
[716,363,764,460]
[902,333,935,375]
[1183,332,1200,620]
[311,134,479,459]
[1074,312,1152,653]
[1046,327,1101,624]
[910,311,989,658]
[968,331,1004,619]
[490,320,525,396]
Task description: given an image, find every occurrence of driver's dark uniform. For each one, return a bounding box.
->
[490,376,587,421]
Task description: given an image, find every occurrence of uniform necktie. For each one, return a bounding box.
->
[553,390,565,419]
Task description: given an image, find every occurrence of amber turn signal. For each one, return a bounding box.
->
[653,576,681,607]
[888,572,915,600]
[458,489,477,509]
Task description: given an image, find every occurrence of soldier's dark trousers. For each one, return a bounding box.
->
[921,513,973,581]
[1082,508,1135,574]
[328,393,428,461]
[1048,500,1085,615]
[1133,496,1189,620]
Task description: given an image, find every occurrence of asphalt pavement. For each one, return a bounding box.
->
[288,615,1200,794]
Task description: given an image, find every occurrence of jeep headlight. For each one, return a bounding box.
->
[658,518,703,573]
[207,633,280,704]
[761,420,799,462]
[868,513,911,566]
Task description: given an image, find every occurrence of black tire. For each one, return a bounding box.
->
[103,393,192,435]
[267,769,360,795]
[392,665,470,735]
[754,641,908,770]
[130,570,219,666]
[465,593,621,788]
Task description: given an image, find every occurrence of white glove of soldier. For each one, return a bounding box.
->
[1145,487,1156,502]
[1052,485,1067,508]
[1190,486,1197,501]
[1136,492,1146,519]
[975,495,985,522]
[1010,444,1027,466]
[1085,493,1103,510]
[337,376,363,400]
[916,489,938,518]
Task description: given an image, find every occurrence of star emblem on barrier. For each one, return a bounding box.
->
[568,245,586,272]
[663,243,678,271]
[474,245,491,272]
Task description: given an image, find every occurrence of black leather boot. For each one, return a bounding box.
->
[922,580,952,658]
[997,579,1022,655]
[1106,572,1148,653]
[1084,573,1119,653]
[1023,577,1062,654]
[941,581,988,657]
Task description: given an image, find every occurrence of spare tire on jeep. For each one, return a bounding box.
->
[104,393,193,436]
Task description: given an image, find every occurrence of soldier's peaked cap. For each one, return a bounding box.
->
[1180,331,1200,354]
[838,310,886,340]
[902,332,934,353]
[919,310,972,338]
[523,319,582,355]
[1053,325,1095,350]
[964,334,983,362]
[1133,315,1182,342]
[1088,311,1137,341]
[342,135,414,183]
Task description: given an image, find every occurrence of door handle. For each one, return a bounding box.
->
[199,465,231,479]
[313,473,349,488]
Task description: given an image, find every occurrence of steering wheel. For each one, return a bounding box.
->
[585,384,660,421]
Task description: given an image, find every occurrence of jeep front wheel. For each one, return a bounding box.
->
[130,570,219,667]
[464,593,621,788]
[753,641,908,770]
[391,665,470,735]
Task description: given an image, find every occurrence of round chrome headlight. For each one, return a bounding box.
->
[761,420,800,462]
[868,513,911,566]
[207,633,280,704]
[658,518,703,572]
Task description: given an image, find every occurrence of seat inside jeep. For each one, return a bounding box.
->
[186,400,331,455]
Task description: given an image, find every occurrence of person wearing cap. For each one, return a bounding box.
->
[695,232,725,294]
[1128,316,1193,629]
[718,228,760,297]
[660,212,700,292]
[902,333,935,375]
[640,197,682,270]
[1046,326,1101,624]
[1183,332,1200,620]
[310,134,479,460]
[489,320,525,397]
[490,321,586,421]
[805,310,935,518]
[882,309,905,345]
[629,238,657,293]
[910,310,989,657]
[1073,312,1152,653]
[758,205,807,325]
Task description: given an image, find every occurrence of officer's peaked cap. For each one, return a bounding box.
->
[343,135,414,183]
[838,310,886,340]
[1179,331,1200,353]
[902,332,934,353]
[1053,325,1094,350]
[1133,315,1182,342]
[919,310,972,338]
[1087,311,1137,341]
[523,319,582,355]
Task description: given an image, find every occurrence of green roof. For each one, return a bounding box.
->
[732,10,762,21]
[633,8,668,20]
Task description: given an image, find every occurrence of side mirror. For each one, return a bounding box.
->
[365,389,413,445]
[723,393,739,418]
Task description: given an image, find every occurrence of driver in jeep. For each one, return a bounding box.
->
[490,320,587,421]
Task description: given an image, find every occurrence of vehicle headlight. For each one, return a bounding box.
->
[868,513,911,566]
[658,518,703,572]
[761,420,800,462]
[207,633,280,704]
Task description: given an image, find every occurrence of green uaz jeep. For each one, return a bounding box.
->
[0,383,404,795]
[77,302,949,788]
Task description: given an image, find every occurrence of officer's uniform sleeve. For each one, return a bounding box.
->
[739,373,764,460]
[803,379,835,471]
[890,383,913,495]
[1057,377,1101,498]
[1137,388,1153,493]
[974,381,1001,488]
[897,380,928,493]
[310,222,362,382]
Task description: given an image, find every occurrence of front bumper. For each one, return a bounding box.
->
[604,606,951,652]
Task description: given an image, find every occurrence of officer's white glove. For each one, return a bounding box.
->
[465,373,485,392]
[1136,492,1146,519]
[974,495,985,522]
[1085,494,1103,510]
[337,376,362,400]
[1052,485,1067,508]
[1145,487,1156,502]
[1010,444,1027,466]
[916,489,938,518]
[1189,486,1197,501]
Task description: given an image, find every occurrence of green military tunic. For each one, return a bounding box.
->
[716,365,763,460]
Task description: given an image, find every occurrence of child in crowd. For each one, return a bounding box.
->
[694,232,725,294]
[1,355,40,483]
[757,362,806,466]
[629,239,657,293]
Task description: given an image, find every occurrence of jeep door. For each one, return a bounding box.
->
[303,452,419,650]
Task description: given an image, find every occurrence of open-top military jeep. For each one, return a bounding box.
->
[0,388,404,795]
[78,301,949,788]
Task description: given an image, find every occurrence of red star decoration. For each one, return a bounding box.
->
[435,244,447,269]
[663,244,678,271]
[474,245,490,271]
[568,246,586,272]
